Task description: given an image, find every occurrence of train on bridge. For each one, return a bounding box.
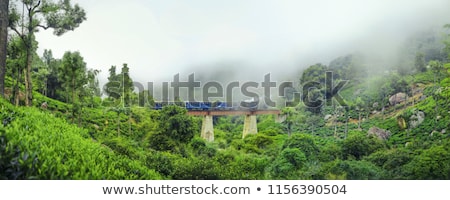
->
[153,99,261,111]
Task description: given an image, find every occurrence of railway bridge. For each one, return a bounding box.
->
[187,110,283,142]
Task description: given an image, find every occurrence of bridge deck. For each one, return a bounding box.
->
[187,109,281,116]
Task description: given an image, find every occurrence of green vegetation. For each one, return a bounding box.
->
[0,1,450,180]
[0,98,161,179]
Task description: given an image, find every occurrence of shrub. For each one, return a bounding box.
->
[283,133,320,159]
[341,132,385,160]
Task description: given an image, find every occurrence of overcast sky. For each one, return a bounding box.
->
[35,0,450,86]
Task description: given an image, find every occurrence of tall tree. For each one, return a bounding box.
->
[118,64,134,135]
[61,51,87,124]
[6,35,26,105]
[8,0,86,106]
[120,63,133,107]
[104,64,134,135]
[104,65,120,100]
[32,51,48,95]
[85,68,101,107]
[0,0,8,98]
[61,51,86,104]
[87,69,101,96]
[281,107,295,137]
[104,63,134,106]
[42,49,62,99]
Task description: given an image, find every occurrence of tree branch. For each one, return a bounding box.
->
[10,26,26,43]
[37,24,50,30]
[31,0,41,12]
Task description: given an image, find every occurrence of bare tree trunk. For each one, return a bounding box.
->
[25,48,33,106]
[0,0,8,98]
[24,5,35,107]
[14,69,21,106]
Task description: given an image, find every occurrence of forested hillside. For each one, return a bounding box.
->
[1,61,449,179]
[1,1,450,180]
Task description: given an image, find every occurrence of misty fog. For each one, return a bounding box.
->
[34,0,450,101]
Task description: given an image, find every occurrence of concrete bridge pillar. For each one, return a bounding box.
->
[243,115,258,138]
[201,115,214,142]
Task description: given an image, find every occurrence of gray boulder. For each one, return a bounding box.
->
[389,93,407,105]
[409,110,425,129]
[368,127,391,140]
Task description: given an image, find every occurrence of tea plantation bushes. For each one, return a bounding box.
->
[404,145,450,179]
[0,101,162,180]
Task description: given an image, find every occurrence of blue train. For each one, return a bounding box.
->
[153,100,258,111]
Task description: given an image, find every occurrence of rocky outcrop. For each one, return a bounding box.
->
[409,110,425,129]
[368,126,391,140]
[389,93,407,105]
